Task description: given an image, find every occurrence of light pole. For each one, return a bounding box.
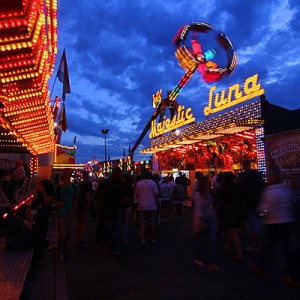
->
[101,129,109,172]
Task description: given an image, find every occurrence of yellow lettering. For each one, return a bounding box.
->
[157,122,164,135]
[244,74,261,95]
[214,90,227,108]
[203,74,265,116]
[149,106,195,138]
[203,86,216,116]
[185,108,193,120]
[165,118,171,129]
[228,84,242,103]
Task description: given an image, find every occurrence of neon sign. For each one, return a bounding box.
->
[150,106,195,138]
[204,74,265,116]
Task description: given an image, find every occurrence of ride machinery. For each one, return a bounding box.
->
[129,22,237,159]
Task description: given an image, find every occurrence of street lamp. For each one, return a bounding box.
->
[101,129,109,163]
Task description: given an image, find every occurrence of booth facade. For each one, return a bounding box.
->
[141,74,300,197]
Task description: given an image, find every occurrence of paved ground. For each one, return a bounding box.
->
[25,207,300,300]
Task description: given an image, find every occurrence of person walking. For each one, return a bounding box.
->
[247,171,300,288]
[54,169,78,262]
[214,172,247,261]
[135,168,159,248]
[192,175,223,272]
[237,159,265,253]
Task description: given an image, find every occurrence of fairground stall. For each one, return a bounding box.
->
[0,0,59,213]
[0,0,58,176]
[141,74,300,198]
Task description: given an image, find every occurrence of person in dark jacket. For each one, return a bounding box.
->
[102,167,126,257]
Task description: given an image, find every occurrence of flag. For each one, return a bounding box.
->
[57,50,71,100]
[58,102,68,132]
[73,136,77,145]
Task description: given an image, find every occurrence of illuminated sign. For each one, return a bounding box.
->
[204,74,265,116]
[150,106,195,138]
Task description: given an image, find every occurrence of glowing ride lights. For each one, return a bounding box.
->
[168,22,237,103]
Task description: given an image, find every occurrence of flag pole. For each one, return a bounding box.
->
[50,48,66,99]
[50,75,58,99]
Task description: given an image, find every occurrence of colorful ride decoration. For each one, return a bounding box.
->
[131,22,238,158]
[169,22,237,102]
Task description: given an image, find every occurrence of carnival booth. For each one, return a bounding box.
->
[141,74,300,197]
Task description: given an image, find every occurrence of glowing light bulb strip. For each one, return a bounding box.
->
[0,0,58,155]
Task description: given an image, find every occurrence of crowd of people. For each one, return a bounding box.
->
[191,160,300,288]
[1,161,300,288]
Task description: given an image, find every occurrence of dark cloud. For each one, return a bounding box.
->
[51,0,300,164]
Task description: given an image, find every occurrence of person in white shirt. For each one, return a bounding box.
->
[135,169,159,248]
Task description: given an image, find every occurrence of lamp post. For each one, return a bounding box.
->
[101,129,109,173]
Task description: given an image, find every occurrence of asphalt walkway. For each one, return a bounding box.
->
[25,207,300,300]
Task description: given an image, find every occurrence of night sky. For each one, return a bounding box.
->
[49,0,300,164]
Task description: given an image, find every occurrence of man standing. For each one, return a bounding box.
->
[135,168,159,248]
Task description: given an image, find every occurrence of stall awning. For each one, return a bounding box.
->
[0,0,58,155]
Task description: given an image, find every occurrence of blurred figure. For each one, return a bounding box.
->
[76,171,93,248]
[101,167,125,257]
[9,160,26,203]
[180,172,191,199]
[214,172,247,261]
[248,172,300,288]
[209,170,218,192]
[122,173,134,245]
[171,177,185,222]
[192,171,204,236]
[54,169,78,262]
[31,179,55,248]
[159,176,172,223]
[95,177,106,243]
[193,175,223,272]
[133,174,142,233]
[238,159,265,253]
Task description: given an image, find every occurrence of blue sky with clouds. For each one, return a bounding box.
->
[49,0,300,164]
